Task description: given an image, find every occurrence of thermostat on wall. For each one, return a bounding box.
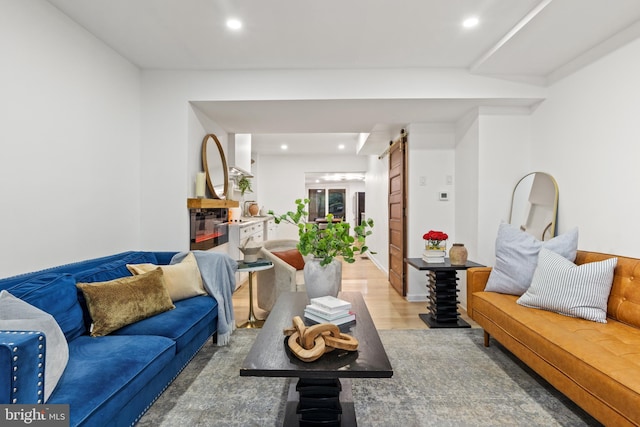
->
[439,191,449,201]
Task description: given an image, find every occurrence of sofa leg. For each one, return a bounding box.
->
[483,331,490,347]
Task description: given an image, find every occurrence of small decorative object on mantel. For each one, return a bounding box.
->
[195,172,206,198]
[422,230,448,263]
[283,316,358,362]
[449,243,468,265]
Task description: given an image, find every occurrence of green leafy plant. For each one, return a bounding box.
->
[237,177,252,195]
[268,198,374,267]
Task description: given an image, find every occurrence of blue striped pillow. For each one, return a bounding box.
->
[517,248,617,323]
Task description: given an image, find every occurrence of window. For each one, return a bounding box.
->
[308,188,346,221]
[308,189,326,220]
[328,189,345,218]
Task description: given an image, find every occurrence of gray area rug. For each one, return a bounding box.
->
[138,328,601,427]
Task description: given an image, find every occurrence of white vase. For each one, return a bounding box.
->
[303,258,342,299]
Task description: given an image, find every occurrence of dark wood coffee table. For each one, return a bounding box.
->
[240,291,393,426]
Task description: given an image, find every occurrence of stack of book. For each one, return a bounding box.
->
[304,295,356,326]
[422,249,446,263]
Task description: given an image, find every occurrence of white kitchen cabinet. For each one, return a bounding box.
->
[264,217,276,241]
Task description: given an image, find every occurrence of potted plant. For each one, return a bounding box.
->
[237,176,253,196]
[268,198,374,298]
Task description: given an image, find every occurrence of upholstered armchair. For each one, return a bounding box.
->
[256,239,306,311]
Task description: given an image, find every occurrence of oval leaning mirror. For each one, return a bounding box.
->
[509,172,558,241]
[201,134,229,199]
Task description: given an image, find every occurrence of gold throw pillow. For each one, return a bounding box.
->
[77,268,175,337]
[126,252,206,302]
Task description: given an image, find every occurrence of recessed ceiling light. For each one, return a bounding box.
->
[462,17,479,28]
[280,144,288,150]
[338,144,345,150]
[226,18,243,30]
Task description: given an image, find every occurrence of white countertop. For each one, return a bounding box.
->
[228,216,273,226]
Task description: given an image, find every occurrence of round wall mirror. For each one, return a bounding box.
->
[201,134,228,199]
[509,172,558,241]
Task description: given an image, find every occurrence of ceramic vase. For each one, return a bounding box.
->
[303,258,342,299]
[449,243,468,265]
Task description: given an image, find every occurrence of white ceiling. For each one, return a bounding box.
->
[47,0,640,155]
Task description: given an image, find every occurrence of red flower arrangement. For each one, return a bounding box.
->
[423,230,448,249]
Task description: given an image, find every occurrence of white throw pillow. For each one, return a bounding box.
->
[485,223,579,295]
[0,290,69,402]
[127,251,206,301]
[517,248,617,323]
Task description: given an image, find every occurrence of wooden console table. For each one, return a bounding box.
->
[406,258,484,328]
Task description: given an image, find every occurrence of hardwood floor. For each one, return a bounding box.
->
[232,255,478,329]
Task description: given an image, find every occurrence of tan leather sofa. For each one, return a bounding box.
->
[467,250,640,426]
[255,239,306,311]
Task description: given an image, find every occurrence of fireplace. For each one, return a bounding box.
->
[190,208,228,250]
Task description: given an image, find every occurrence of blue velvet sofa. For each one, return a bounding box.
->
[0,251,222,427]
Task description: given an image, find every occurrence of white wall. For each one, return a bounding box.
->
[189,105,230,199]
[405,124,456,300]
[455,114,480,260]
[530,37,640,257]
[364,155,389,272]
[0,1,141,277]
[441,112,530,309]
[454,115,480,308]
[476,112,532,266]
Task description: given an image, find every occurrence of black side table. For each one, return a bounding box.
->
[406,258,484,328]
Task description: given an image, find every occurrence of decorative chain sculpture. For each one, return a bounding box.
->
[283,316,359,362]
